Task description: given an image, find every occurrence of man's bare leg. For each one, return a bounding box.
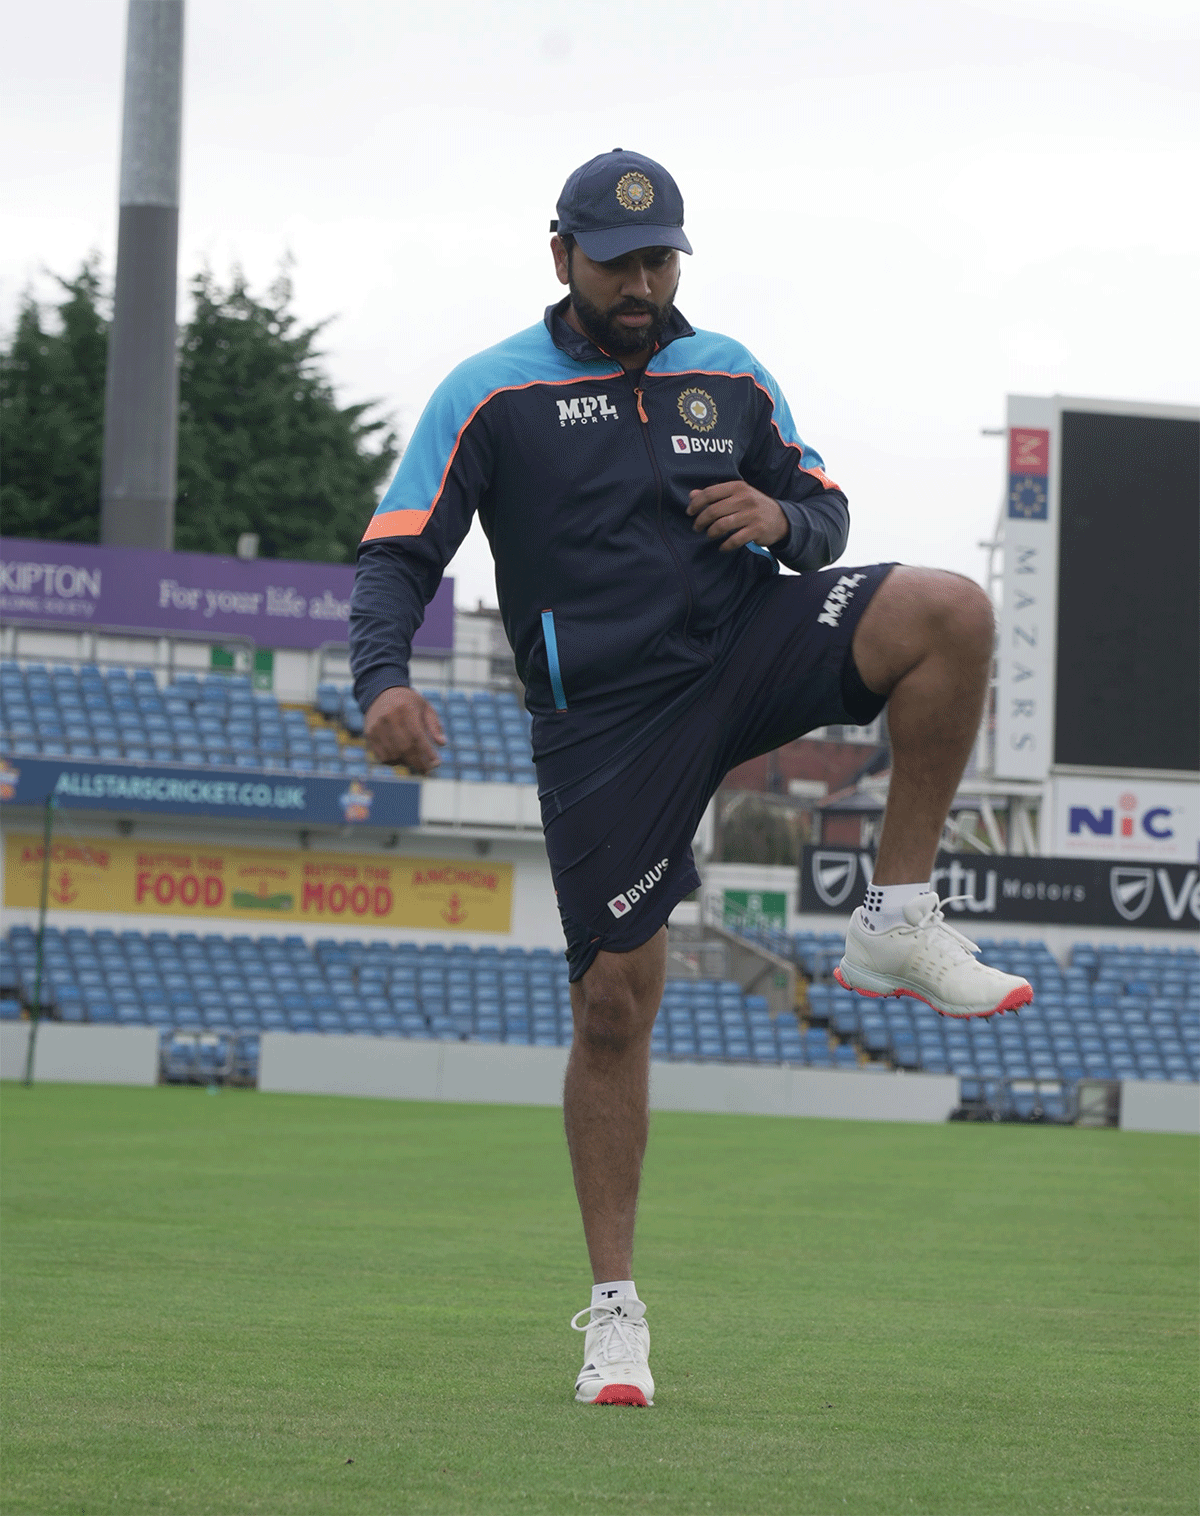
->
[564,929,666,1283]
[850,566,994,884]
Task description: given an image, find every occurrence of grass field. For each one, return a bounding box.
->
[2,1084,1196,1516]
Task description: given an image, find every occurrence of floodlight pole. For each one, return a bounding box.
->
[23,795,57,1087]
[100,0,185,550]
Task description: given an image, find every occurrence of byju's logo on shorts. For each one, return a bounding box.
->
[817,573,867,628]
[556,395,619,427]
[607,857,670,918]
[671,435,733,455]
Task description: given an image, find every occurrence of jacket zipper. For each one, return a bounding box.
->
[631,374,710,661]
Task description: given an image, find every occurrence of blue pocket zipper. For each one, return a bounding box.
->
[540,610,568,712]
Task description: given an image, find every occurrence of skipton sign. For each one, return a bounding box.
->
[0,538,454,655]
[800,847,1199,932]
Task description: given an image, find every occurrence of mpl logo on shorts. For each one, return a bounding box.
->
[671,435,733,455]
[607,857,670,918]
[556,395,619,427]
[816,573,867,628]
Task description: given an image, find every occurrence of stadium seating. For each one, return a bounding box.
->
[759,927,1200,1089]
[0,662,537,785]
[5,922,1195,1100]
[309,681,537,783]
[1,925,867,1085]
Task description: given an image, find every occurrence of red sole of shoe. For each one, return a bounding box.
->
[591,1385,649,1406]
[832,966,1033,1020]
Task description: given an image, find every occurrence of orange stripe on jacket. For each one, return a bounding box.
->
[362,507,435,541]
[360,371,623,544]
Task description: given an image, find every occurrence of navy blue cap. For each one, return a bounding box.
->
[551,149,692,261]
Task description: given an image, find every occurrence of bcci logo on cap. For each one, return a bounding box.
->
[615,171,654,212]
[677,388,717,433]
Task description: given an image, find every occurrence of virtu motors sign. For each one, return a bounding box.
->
[799,847,1200,932]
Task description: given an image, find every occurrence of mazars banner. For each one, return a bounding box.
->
[1049,776,1199,864]
[0,537,454,654]
[4,835,512,934]
[0,756,420,830]
[800,846,1200,932]
[994,397,1058,783]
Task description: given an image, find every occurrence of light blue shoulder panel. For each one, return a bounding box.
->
[368,324,622,527]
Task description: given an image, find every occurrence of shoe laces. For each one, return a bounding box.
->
[570,1304,645,1365]
[896,894,980,961]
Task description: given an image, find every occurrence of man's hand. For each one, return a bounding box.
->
[686,481,788,553]
[363,687,445,773]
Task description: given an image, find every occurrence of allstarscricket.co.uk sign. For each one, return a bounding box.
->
[0,756,420,829]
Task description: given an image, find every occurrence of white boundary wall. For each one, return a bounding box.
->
[1119,1079,1199,1136]
[0,1022,158,1085]
[2,1025,1195,1133]
[260,1032,960,1123]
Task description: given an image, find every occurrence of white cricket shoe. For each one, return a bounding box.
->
[835,891,1033,1020]
[571,1297,654,1406]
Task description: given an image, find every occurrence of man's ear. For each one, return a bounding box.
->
[551,235,570,287]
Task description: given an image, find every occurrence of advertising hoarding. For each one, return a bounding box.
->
[1049,776,1199,864]
[799,845,1200,932]
[4,834,512,934]
[994,399,1058,781]
[0,537,454,654]
[0,755,420,829]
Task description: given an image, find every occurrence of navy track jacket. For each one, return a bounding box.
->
[350,300,850,796]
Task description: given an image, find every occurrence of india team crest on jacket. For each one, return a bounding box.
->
[615,171,654,212]
[677,388,718,433]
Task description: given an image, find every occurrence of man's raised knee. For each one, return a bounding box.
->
[934,573,994,660]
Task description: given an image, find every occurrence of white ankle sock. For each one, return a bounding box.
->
[592,1279,637,1308]
[861,880,931,933]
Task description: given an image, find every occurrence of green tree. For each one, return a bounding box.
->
[0,259,109,542]
[175,267,397,561]
[0,261,398,562]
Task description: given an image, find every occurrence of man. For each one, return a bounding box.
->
[350,149,1032,1409]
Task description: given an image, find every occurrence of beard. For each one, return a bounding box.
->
[567,271,678,357]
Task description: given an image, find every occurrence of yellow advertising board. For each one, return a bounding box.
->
[3,835,513,934]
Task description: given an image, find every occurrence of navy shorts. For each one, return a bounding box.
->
[542,564,895,981]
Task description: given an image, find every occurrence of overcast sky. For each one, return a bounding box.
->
[6,0,1197,607]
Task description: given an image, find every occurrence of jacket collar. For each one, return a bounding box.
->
[544,297,695,366]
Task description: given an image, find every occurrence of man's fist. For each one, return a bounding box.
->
[363,687,445,773]
[686,481,788,553]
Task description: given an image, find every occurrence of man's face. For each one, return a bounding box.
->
[553,239,681,358]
